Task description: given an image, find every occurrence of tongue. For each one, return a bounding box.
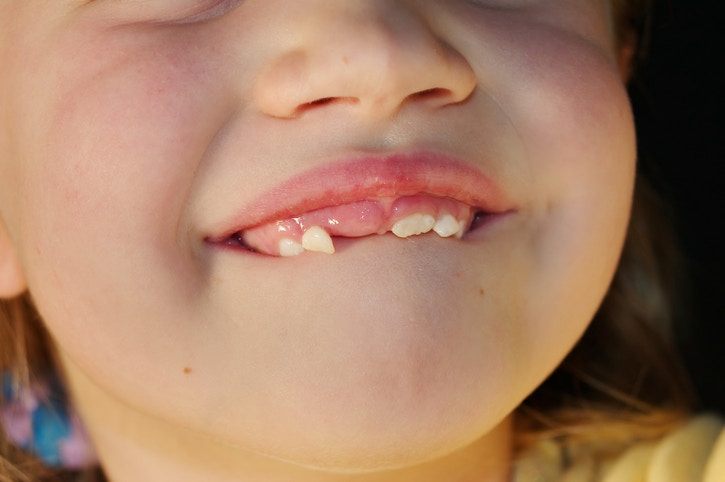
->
[240,194,474,256]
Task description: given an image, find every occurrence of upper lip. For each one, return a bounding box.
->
[206,151,515,241]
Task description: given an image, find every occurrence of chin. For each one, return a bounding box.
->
[203,340,516,474]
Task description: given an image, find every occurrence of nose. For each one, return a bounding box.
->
[253,2,477,119]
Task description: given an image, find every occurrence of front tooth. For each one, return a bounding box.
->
[432,214,461,238]
[391,213,436,238]
[279,238,305,257]
[302,226,335,254]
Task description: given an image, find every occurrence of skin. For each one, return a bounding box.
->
[0,0,636,480]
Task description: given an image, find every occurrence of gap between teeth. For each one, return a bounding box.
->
[277,213,467,257]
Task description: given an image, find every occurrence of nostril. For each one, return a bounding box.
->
[308,97,336,107]
[404,88,458,108]
[293,97,360,117]
[410,88,451,100]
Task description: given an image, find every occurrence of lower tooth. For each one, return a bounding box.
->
[391,214,436,238]
[432,214,461,238]
[279,238,305,257]
[302,226,335,254]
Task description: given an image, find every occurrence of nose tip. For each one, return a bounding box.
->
[252,6,477,119]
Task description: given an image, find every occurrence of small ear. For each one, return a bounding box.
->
[0,216,26,298]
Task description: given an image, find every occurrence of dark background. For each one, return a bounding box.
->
[631,0,724,412]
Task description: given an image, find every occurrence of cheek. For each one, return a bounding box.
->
[520,43,636,286]
[473,23,637,380]
[506,32,635,192]
[8,29,231,363]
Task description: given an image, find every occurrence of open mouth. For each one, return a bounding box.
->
[204,152,513,258]
[220,194,496,257]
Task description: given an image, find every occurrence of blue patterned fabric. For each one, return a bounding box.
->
[1,373,96,468]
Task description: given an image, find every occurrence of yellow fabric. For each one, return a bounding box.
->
[602,443,656,482]
[514,414,725,482]
[646,414,723,482]
[704,427,725,482]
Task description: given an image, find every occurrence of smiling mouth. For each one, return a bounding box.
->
[222,194,495,257]
[205,152,514,258]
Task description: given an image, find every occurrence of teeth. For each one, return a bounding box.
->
[278,238,305,257]
[302,226,335,254]
[432,214,463,238]
[273,213,466,257]
[391,213,436,238]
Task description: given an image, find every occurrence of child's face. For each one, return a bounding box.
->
[0,0,634,472]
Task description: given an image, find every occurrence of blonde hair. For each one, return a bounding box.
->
[1,1,693,480]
